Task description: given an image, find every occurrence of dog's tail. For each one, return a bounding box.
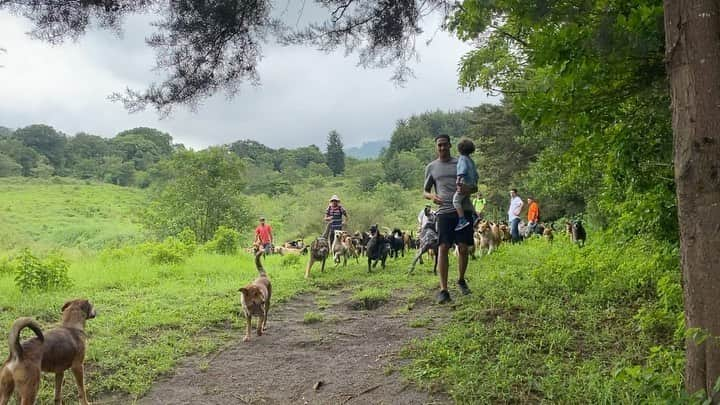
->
[254,251,267,276]
[8,317,43,361]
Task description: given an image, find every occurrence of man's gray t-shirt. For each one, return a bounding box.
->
[424,157,474,215]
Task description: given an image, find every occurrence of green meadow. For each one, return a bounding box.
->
[0,177,147,253]
[0,177,685,403]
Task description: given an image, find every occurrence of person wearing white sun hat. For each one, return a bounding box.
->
[324,195,348,246]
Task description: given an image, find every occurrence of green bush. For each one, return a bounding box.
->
[205,226,240,255]
[13,249,72,291]
[140,237,190,265]
[177,227,197,256]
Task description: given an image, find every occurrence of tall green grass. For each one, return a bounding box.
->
[0,239,437,402]
[401,235,685,403]
[0,251,318,401]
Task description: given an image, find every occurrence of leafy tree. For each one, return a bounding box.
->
[0,138,41,177]
[65,132,111,178]
[289,145,325,168]
[13,124,67,174]
[0,153,21,177]
[326,130,345,176]
[111,127,173,171]
[229,139,277,169]
[66,132,110,162]
[448,1,673,235]
[384,110,473,158]
[101,156,135,186]
[144,147,251,242]
[116,127,173,156]
[381,151,423,189]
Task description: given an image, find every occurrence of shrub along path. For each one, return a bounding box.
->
[133,287,451,404]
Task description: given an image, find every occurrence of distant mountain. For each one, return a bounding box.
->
[346,139,388,159]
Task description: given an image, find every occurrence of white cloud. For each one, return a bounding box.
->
[0,10,497,150]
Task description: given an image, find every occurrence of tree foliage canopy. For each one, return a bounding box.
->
[448,0,675,237]
[0,0,454,114]
[144,147,251,242]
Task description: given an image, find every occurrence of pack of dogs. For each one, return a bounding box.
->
[0,215,588,403]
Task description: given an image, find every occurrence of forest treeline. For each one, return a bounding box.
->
[1,96,675,245]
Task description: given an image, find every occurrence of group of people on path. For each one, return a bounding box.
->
[254,195,349,253]
[255,133,540,305]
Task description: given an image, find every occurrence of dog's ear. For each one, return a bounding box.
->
[61,300,74,312]
[238,287,247,294]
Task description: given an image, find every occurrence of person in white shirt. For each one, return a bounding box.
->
[508,188,524,243]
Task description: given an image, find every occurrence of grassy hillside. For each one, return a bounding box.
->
[0,178,685,402]
[0,177,148,253]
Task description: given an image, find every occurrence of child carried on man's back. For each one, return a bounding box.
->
[453,138,479,231]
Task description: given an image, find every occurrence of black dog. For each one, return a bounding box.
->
[571,220,587,247]
[388,228,405,258]
[366,224,389,272]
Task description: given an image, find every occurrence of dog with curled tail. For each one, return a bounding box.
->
[1,299,96,405]
[239,251,272,342]
[0,318,44,405]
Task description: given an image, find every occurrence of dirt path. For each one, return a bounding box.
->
[134,288,451,404]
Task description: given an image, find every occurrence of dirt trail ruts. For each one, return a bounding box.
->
[131,288,451,404]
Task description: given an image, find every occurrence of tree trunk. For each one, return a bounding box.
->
[664,0,720,400]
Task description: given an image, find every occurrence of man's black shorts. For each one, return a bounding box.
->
[436,212,474,247]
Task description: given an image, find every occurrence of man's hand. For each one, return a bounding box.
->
[429,193,443,205]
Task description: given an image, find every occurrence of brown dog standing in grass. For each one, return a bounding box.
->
[239,251,272,342]
[0,299,96,405]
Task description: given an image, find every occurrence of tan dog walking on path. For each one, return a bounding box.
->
[239,251,272,342]
[0,299,96,405]
[304,237,329,278]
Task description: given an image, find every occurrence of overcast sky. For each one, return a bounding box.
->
[0,7,496,150]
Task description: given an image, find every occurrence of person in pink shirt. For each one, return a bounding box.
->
[255,216,274,254]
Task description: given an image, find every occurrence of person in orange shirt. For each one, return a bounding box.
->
[255,216,274,255]
[527,197,540,236]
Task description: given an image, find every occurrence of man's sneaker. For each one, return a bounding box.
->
[454,217,470,231]
[457,279,471,295]
[472,214,481,227]
[436,289,452,304]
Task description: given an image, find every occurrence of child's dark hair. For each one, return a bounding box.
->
[457,138,476,155]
